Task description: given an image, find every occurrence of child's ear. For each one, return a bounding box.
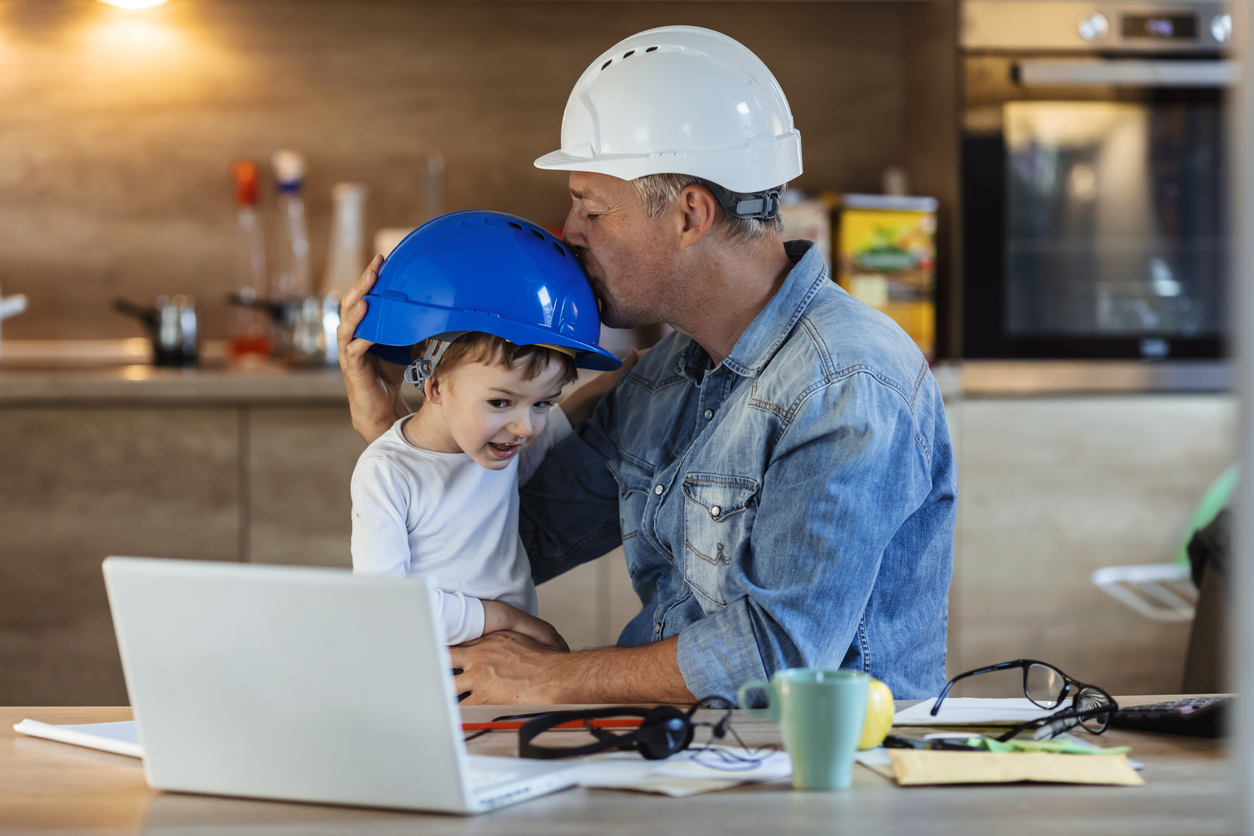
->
[423,373,443,405]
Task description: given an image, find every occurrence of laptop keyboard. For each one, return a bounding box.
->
[467,762,525,788]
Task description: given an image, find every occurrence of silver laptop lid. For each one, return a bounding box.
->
[103,557,473,813]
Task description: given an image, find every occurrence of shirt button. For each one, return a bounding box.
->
[704,409,714,420]
[654,485,664,496]
[654,624,661,633]
[710,505,721,518]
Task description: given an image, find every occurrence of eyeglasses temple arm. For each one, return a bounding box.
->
[930,661,1029,716]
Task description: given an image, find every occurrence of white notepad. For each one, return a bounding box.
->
[14,719,142,758]
[893,698,1056,726]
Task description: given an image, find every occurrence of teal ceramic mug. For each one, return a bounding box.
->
[737,668,870,790]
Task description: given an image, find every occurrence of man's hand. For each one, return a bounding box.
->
[559,347,642,426]
[451,632,567,705]
[450,633,696,705]
[338,254,412,444]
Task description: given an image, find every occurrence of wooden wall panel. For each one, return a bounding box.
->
[0,0,914,341]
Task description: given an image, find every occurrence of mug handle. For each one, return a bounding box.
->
[737,680,779,719]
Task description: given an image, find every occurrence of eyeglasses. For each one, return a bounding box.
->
[931,659,1118,742]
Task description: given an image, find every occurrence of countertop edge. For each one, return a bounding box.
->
[0,369,353,405]
[944,360,1232,397]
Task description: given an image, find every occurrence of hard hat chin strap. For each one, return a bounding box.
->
[694,178,783,221]
[404,339,452,387]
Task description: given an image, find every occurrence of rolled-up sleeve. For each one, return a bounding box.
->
[676,372,946,702]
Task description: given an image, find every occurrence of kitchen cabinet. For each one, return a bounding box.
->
[0,406,240,704]
[0,370,632,704]
[0,370,1234,704]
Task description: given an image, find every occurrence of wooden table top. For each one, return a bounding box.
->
[0,698,1230,835]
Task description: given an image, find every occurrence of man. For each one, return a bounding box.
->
[338,26,955,704]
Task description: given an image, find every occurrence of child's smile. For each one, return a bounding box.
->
[486,440,522,460]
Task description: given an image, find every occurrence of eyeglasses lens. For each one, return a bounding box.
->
[1076,687,1113,733]
[1025,663,1066,708]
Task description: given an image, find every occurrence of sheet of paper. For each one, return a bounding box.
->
[855,747,897,780]
[13,719,142,759]
[894,698,1056,727]
[887,750,1144,787]
[578,746,792,797]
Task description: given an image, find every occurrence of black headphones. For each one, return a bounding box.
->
[518,705,707,761]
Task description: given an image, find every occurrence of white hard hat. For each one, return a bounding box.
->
[535,26,802,218]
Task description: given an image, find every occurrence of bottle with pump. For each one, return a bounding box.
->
[227,160,273,368]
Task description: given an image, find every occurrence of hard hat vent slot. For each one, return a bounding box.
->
[601,60,612,71]
[623,50,635,59]
[530,229,545,242]
[508,222,523,230]
[554,243,567,257]
[646,46,658,53]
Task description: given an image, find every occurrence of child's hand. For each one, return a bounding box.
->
[560,347,643,425]
[481,600,570,652]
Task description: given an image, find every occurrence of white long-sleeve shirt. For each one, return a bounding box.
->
[349,407,571,644]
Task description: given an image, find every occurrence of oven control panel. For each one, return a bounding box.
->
[964,1,1230,51]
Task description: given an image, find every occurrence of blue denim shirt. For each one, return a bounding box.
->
[520,241,955,702]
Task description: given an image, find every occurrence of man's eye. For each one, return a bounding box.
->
[534,401,554,411]
[488,399,510,408]
[585,212,600,221]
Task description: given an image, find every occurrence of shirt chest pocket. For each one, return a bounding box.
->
[606,456,654,542]
[682,473,759,610]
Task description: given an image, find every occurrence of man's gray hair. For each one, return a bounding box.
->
[632,174,785,243]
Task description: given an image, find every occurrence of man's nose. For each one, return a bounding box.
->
[562,208,587,253]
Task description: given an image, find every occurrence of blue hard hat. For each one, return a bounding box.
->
[355,210,621,372]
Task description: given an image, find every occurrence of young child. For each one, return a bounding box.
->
[348,210,624,649]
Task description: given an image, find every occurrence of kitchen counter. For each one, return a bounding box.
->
[0,340,353,404]
[0,363,1225,407]
[0,340,600,405]
[0,342,1230,401]
[957,360,1230,395]
[0,367,351,404]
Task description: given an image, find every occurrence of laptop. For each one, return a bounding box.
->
[102,556,580,814]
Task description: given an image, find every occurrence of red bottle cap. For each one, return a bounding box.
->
[231,160,259,207]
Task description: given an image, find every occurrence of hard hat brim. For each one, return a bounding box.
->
[357,296,623,372]
[533,131,803,195]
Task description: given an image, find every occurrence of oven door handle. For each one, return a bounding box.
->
[1017,59,1237,88]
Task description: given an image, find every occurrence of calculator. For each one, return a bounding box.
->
[1109,696,1229,738]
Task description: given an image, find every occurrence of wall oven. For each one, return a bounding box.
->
[961,0,1233,360]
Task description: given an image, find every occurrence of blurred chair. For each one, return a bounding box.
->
[1091,463,1237,622]
[1090,464,1236,692]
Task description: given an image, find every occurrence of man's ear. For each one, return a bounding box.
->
[678,184,718,251]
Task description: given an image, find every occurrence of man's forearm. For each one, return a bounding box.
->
[546,637,697,704]
[450,632,698,705]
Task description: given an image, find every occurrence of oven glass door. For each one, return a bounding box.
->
[962,57,1227,359]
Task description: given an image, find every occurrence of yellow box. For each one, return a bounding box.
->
[836,194,937,360]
